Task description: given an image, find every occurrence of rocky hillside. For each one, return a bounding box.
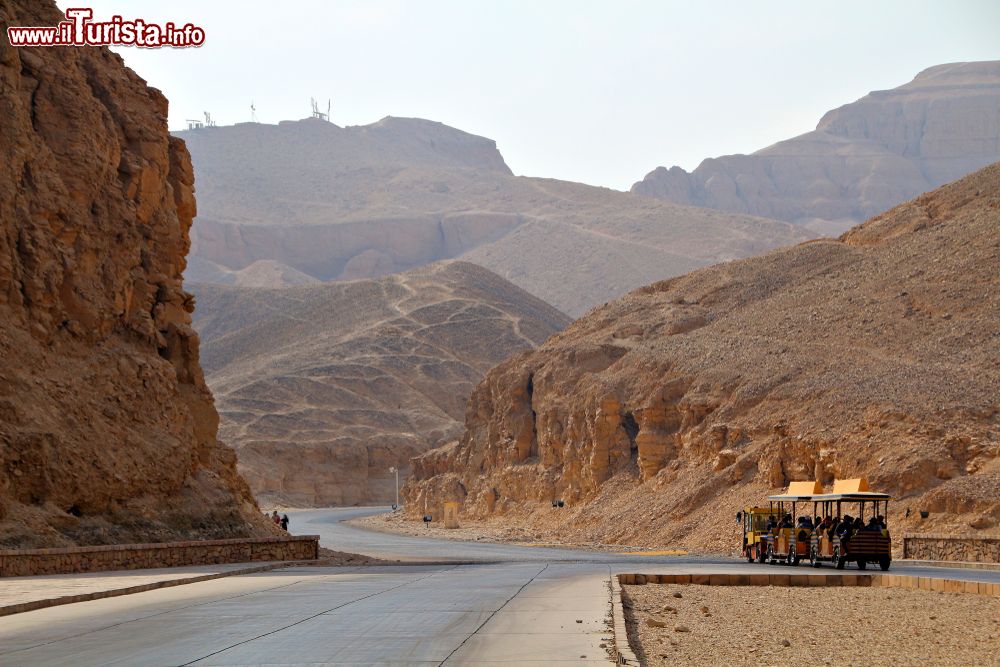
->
[179,118,808,316]
[190,262,571,507]
[405,163,1000,551]
[632,61,1000,235]
[0,1,271,547]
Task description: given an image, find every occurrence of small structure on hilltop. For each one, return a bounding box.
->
[186,111,217,130]
[310,97,331,122]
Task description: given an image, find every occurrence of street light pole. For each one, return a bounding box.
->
[389,466,399,510]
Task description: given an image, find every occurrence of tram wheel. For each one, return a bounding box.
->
[833,546,846,570]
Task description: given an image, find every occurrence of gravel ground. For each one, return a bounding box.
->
[623,584,1000,666]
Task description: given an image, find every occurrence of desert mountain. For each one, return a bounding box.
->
[405,162,1000,552]
[0,0,269,547]
[190,261,571,507]
[632,61,1000,235]
[178,118,808,316]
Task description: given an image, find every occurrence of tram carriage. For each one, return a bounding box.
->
[738,478,892,571]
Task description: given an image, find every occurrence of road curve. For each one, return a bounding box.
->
[1,508,997,666]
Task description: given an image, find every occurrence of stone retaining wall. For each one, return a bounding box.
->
[902,533,1000,563]
[0,535,320,577]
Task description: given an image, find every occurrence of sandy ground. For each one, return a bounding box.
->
[623,584,1000,666]
[348,510,687,554]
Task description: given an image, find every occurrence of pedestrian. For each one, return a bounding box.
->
[271,510,280,525]
[280,514,289,531]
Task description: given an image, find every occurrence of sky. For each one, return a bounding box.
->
[55,0,1000,190]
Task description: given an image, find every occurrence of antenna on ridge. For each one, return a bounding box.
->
[250,100,258,123]
[203,111,216,127]
[309,97,330,122]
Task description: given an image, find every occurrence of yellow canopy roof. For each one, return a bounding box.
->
[786,480,823,495]
[832,478,869,494]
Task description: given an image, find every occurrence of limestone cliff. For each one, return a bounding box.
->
[0,1,269,547]
[632,62,1000,235]
[406,163,1000,551]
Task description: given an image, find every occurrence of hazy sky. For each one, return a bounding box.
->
[56,0,1000,190]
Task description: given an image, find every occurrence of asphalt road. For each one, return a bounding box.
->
[290,506,726,564]
[2,507,997,666]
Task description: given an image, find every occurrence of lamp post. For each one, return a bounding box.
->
[389,466,399,510]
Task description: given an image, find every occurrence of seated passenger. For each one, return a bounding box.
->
[766,515,777,530]
[779,514,793,529]
[863,516,882,532]
[877,515,887,529]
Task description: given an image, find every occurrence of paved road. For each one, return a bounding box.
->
[291,506,728,564]
[2,507,997,666]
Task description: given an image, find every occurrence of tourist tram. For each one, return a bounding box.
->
[738,478,892,571]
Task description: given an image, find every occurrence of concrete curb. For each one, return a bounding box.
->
[0,560,301,618]
[609,573,639,665]
[616,572,1000,596]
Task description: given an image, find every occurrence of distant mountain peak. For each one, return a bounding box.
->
[632,60,1000,235]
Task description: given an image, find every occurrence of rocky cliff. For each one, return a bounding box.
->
[632,61,1000,235]
[405,163,1000,551]
[0,1,269,547]
[190,261,571,507]
[178,118,808,316]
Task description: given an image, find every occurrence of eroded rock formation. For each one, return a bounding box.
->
[0,1,269,547]
[632,61,1000,236]
[190,261,571,507]
[406,163,1000,551]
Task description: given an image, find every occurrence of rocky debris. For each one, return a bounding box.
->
[633,61,1000,235]
[404,162,1000,551]
[179,117,808,316]
[624,584,1000,666]
[0,0,271,547]
[190,261,571,507]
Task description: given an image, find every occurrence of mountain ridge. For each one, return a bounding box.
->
[180,116,809,316]
[632,60,1000,235]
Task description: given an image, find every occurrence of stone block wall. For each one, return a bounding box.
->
[901,533,1000,563]
[0,535,320,577]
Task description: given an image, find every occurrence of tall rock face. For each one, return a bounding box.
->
[178,117,808,317]
[632,62,1000,235]
[406,163,1000,551]
[190,261,571,507]
[0,1,267,547]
